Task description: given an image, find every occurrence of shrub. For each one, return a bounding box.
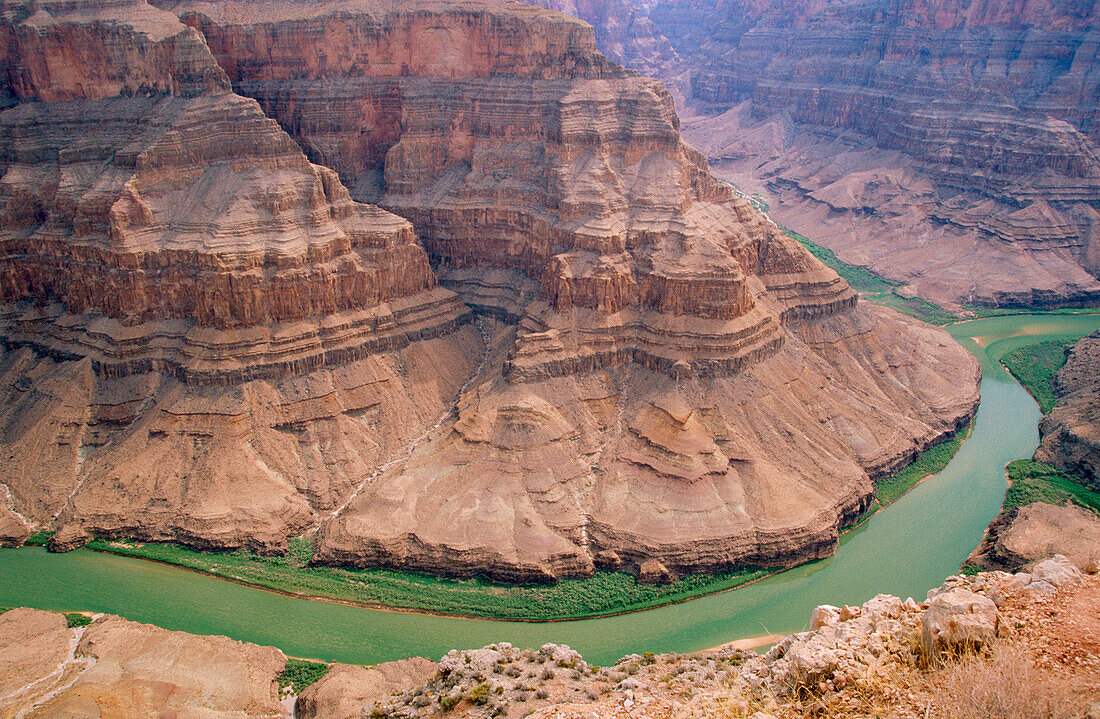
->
[277,659,329,694]
[466,682,490,705]
[64,613,91,628]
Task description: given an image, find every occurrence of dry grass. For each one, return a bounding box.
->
[921,643,1079,719]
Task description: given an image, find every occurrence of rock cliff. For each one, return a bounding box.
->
[0,0,477,552]
[524,0,679,78]
[548,0,1100,309]
[0,0,979,579]
[1037,331,1100,490]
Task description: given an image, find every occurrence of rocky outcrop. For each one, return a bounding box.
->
[921,587,1001,654]
[552,0,1100,309]
[970,501,1100,573]
[0,0,980,579]
[0,608,287,718]
[297,659,437,719]
[1037,331,1100,489]
[524,0,680,79]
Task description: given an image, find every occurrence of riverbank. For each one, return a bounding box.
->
[3,231,987,624]
[8,561,1096,717]
[10,413,972,624]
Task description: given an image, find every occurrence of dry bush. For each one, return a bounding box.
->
[926,643,1079,719]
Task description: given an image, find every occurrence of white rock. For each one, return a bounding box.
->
[1031,555,1085,587]
[810,605,840,630]
[921,587,1000,653]
[862,594,903,620]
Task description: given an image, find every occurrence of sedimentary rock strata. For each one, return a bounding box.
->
[550,0,1100,309]
[0,0,979,579]
[1037,331,1100,489]
[0,0,476,552]
[525,0,679,79]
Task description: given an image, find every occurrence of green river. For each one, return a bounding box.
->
[3,313,1099,666]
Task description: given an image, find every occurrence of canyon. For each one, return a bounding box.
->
[533,0,1100,310]
[0,0,980,582]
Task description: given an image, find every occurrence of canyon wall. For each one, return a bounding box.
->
[0,0,479,553]
[0,0,980,580]
[547,0,1100,309]
[1037,331,1100,490]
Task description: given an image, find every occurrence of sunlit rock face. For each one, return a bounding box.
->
[0,0,979,581]
[0,0,475,553]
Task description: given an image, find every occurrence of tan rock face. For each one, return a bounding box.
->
[983,503,1100,573]
[0,0,474,552]
[296,659,437,719]
[555,0,1100,309]
[0,609,288,718]
[0,0,980,579]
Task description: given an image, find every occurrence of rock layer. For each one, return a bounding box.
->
[0,0,476,552]
[0,0,979,579]
[547,0,1100,309]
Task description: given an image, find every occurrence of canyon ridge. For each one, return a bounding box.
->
[0,0,980,582]
[532,0,1100,310]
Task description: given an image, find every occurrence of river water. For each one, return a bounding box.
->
[2,313,1098,665]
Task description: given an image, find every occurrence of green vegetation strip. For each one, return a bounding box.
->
[1000,339,1076,413]
[83,537,771,621]
[278,658,329,694]
[783,229,956,325]
[1004,460,1100,516]
[25,530,54,546]
[65,612,91,628]
[872,424,971,508]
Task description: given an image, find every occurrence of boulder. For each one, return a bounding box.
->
[921,588,1000,654]
[638,559,675,584]
[810,605,840,630]
[1030,554,1086,587]
[862,594,903,620]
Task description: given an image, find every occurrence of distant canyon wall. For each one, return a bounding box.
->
[539,0,1100,308]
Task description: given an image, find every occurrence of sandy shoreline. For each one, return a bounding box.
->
[702,633,786,653]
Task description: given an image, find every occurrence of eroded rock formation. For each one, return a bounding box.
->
[1037,331,1100,490]
[0,608,288,717]
[0,0,476,552]
[544,0,1100,309]
[0,0,979,580]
